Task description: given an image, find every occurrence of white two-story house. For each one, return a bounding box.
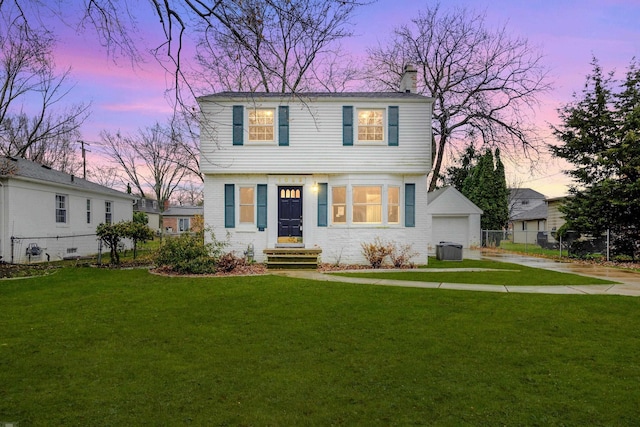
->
[198,67,434,265]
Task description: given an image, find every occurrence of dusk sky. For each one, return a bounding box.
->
[49,0,640,197]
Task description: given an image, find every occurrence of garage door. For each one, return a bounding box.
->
[432,216,469,248]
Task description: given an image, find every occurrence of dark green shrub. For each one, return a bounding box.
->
[154,230,227,274]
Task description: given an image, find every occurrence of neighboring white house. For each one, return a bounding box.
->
[511,202,548,244]
[197,66,435,264]
[509,188,546,221]
[0,156,134,263]
[133,196,161,233]
[426,186,483,251]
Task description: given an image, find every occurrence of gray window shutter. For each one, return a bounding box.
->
[257,184,267,230]
[343,106,353,146]
[278,106,289,146]
[232,106,243,146]
[405,183,415,227]
[388,106,399,146]
[225,184,235,228]
[317,183,328,227]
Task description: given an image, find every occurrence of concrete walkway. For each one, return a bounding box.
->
[275,252,640,297]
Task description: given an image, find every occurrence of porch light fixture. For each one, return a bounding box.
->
[312,182,319,193]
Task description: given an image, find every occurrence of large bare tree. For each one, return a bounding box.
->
[366,4,552,191]
[0,5,90,173]
[100,120,195,209]
[194,0,362,93]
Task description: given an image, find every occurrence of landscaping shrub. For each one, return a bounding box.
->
[389,243,417,268]
[154,230,228,274]
[216,252,246,273]
[361,237,393,268]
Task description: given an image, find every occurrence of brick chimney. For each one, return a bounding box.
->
[399,64,417,93]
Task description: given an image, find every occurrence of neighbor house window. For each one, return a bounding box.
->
[105,201,112,224]
[86,199,92,224]
[248,109,275,141]
[240,187,255,224]
[179,218,190,232]
[56,194,67,223]
[141,199,146,208]
[357,109,384,142]
[353,186,382,223]
[332,186,346,224]
[388,186,400,224]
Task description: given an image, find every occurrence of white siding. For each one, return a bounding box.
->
[199,96,432,175]
[204,173,430,265]
[0,178,133,263]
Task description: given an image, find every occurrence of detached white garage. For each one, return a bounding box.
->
[427,186,482,251]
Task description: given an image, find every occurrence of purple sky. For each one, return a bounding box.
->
[52,0,640,197]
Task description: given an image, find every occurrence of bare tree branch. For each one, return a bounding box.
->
[366,4,552,191]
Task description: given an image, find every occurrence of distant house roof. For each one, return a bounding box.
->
[0,156,133,200]
[511,203,548,221]
[133,197,161,214]
[509,188,546,200]
[426,186,483,214]
[163,205,203,217]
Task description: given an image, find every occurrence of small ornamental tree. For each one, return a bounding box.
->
[121,221,155,259]
[96,222,127,265]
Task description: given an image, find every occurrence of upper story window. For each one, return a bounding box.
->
[249,109,275,142]
[86,199,92,224]
[141,199,146,208]
[56,194,67,223]
[105,201,112,225]
[357,109,384,142]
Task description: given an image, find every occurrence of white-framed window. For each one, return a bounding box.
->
[105,201,112,225]
[239,186,255,224]
[56,194,67,224]
[388,186,400,224]
[86,199,92,224]
[357,109,384,142]
[141,199,146,208]
[248,108,275,142]
[179,218,190,232]
[152,200,158,210]
[332,186,347,224]
[353,186,382,224]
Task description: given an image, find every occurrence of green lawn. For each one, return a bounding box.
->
[334,257,617,286]
[1,268,639,425]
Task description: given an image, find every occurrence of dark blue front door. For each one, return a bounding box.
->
[278,186,303,240]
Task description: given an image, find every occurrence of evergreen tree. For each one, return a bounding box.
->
[551,58,640,258]
[459,148,509,231]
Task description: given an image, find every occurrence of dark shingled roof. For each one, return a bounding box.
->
[198,91,432,101]
[509,188,546,200]
[0,156,134,200]
[163,205,204,217]
[511,203,548,221]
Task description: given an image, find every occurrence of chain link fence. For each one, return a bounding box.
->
[482,229,624,260]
